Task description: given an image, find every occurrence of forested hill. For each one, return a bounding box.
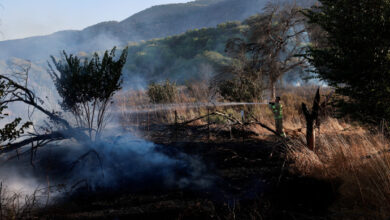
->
[0,0,266,61]
[123,21,245,85]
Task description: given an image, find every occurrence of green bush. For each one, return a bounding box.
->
[218,77,264,102]
[147,80,178,104]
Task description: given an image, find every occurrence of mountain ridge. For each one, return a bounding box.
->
[0,0,266,61]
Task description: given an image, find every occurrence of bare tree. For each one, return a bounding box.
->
[224,2,307,100]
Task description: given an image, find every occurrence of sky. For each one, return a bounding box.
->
[0,0,191,41]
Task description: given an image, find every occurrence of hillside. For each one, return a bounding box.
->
[0,0,266,61]
[123,21,245,85]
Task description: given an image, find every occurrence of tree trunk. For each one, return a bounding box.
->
[306,117,315,151]
[301,88,321,151]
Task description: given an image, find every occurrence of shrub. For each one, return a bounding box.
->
[218,73,265,102]
[147,80,178,104]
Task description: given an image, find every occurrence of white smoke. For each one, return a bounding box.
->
[0,123,214,205]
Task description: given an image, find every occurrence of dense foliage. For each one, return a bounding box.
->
[304,0,390,124]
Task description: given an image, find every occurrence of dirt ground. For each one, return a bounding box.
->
[39,124,338,220]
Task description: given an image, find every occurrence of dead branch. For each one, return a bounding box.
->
[0,75,70,129]
[0,74,92,152]
[178,112,214,126]
[247,112,281,136]
[178,111,242,126]
[214,111,242,125]
[69,149,104,178]
[1,132,66,154]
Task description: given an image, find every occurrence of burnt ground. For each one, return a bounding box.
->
[39,124,339,219]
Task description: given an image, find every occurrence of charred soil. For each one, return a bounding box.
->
[39,125,338,220]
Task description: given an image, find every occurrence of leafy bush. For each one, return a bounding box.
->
[147,80,178,104]
[218,76,264,102]
[216,46,266,102]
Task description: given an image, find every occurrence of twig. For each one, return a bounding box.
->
[69,150,104,178]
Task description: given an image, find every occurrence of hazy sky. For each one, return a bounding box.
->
[0,0,191,41]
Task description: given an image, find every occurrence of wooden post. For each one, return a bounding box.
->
[207,108,210,140]
[241,110,245,143]
[136,112,139,131]
[147,111,150,137]
[174,110,178,140]
[229,120,233,140]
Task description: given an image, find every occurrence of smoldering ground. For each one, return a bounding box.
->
[0,128,215,204]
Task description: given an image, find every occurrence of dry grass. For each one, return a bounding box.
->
[287,119,390,219]
[0,183,42,220]
[116,84,390,218]
[114,84,329,129]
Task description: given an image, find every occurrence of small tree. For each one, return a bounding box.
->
[48,47,128,140]
[216,37,266,102]
[147,80,178,104]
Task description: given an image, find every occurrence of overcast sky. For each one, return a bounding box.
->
[0,0,190,41]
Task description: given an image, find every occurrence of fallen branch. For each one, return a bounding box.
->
[178,112,214,126]
[178,111,242,126]
[1,132,66,154]
[0,75,71,130]
[69,149,104,178]
[247,112,280,136]
[214,111,243,125]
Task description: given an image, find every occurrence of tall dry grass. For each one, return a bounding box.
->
[116,84,389,218]
[114,84,328,129]
[115,87,210,127]
[287,118,390,219]
[0,183,42,220]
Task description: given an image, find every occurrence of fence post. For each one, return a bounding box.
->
[174,110,178,140]
[229,120,233,140]
[241,110,245,143]
[147,111,150,137]
[207,108,210,141]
